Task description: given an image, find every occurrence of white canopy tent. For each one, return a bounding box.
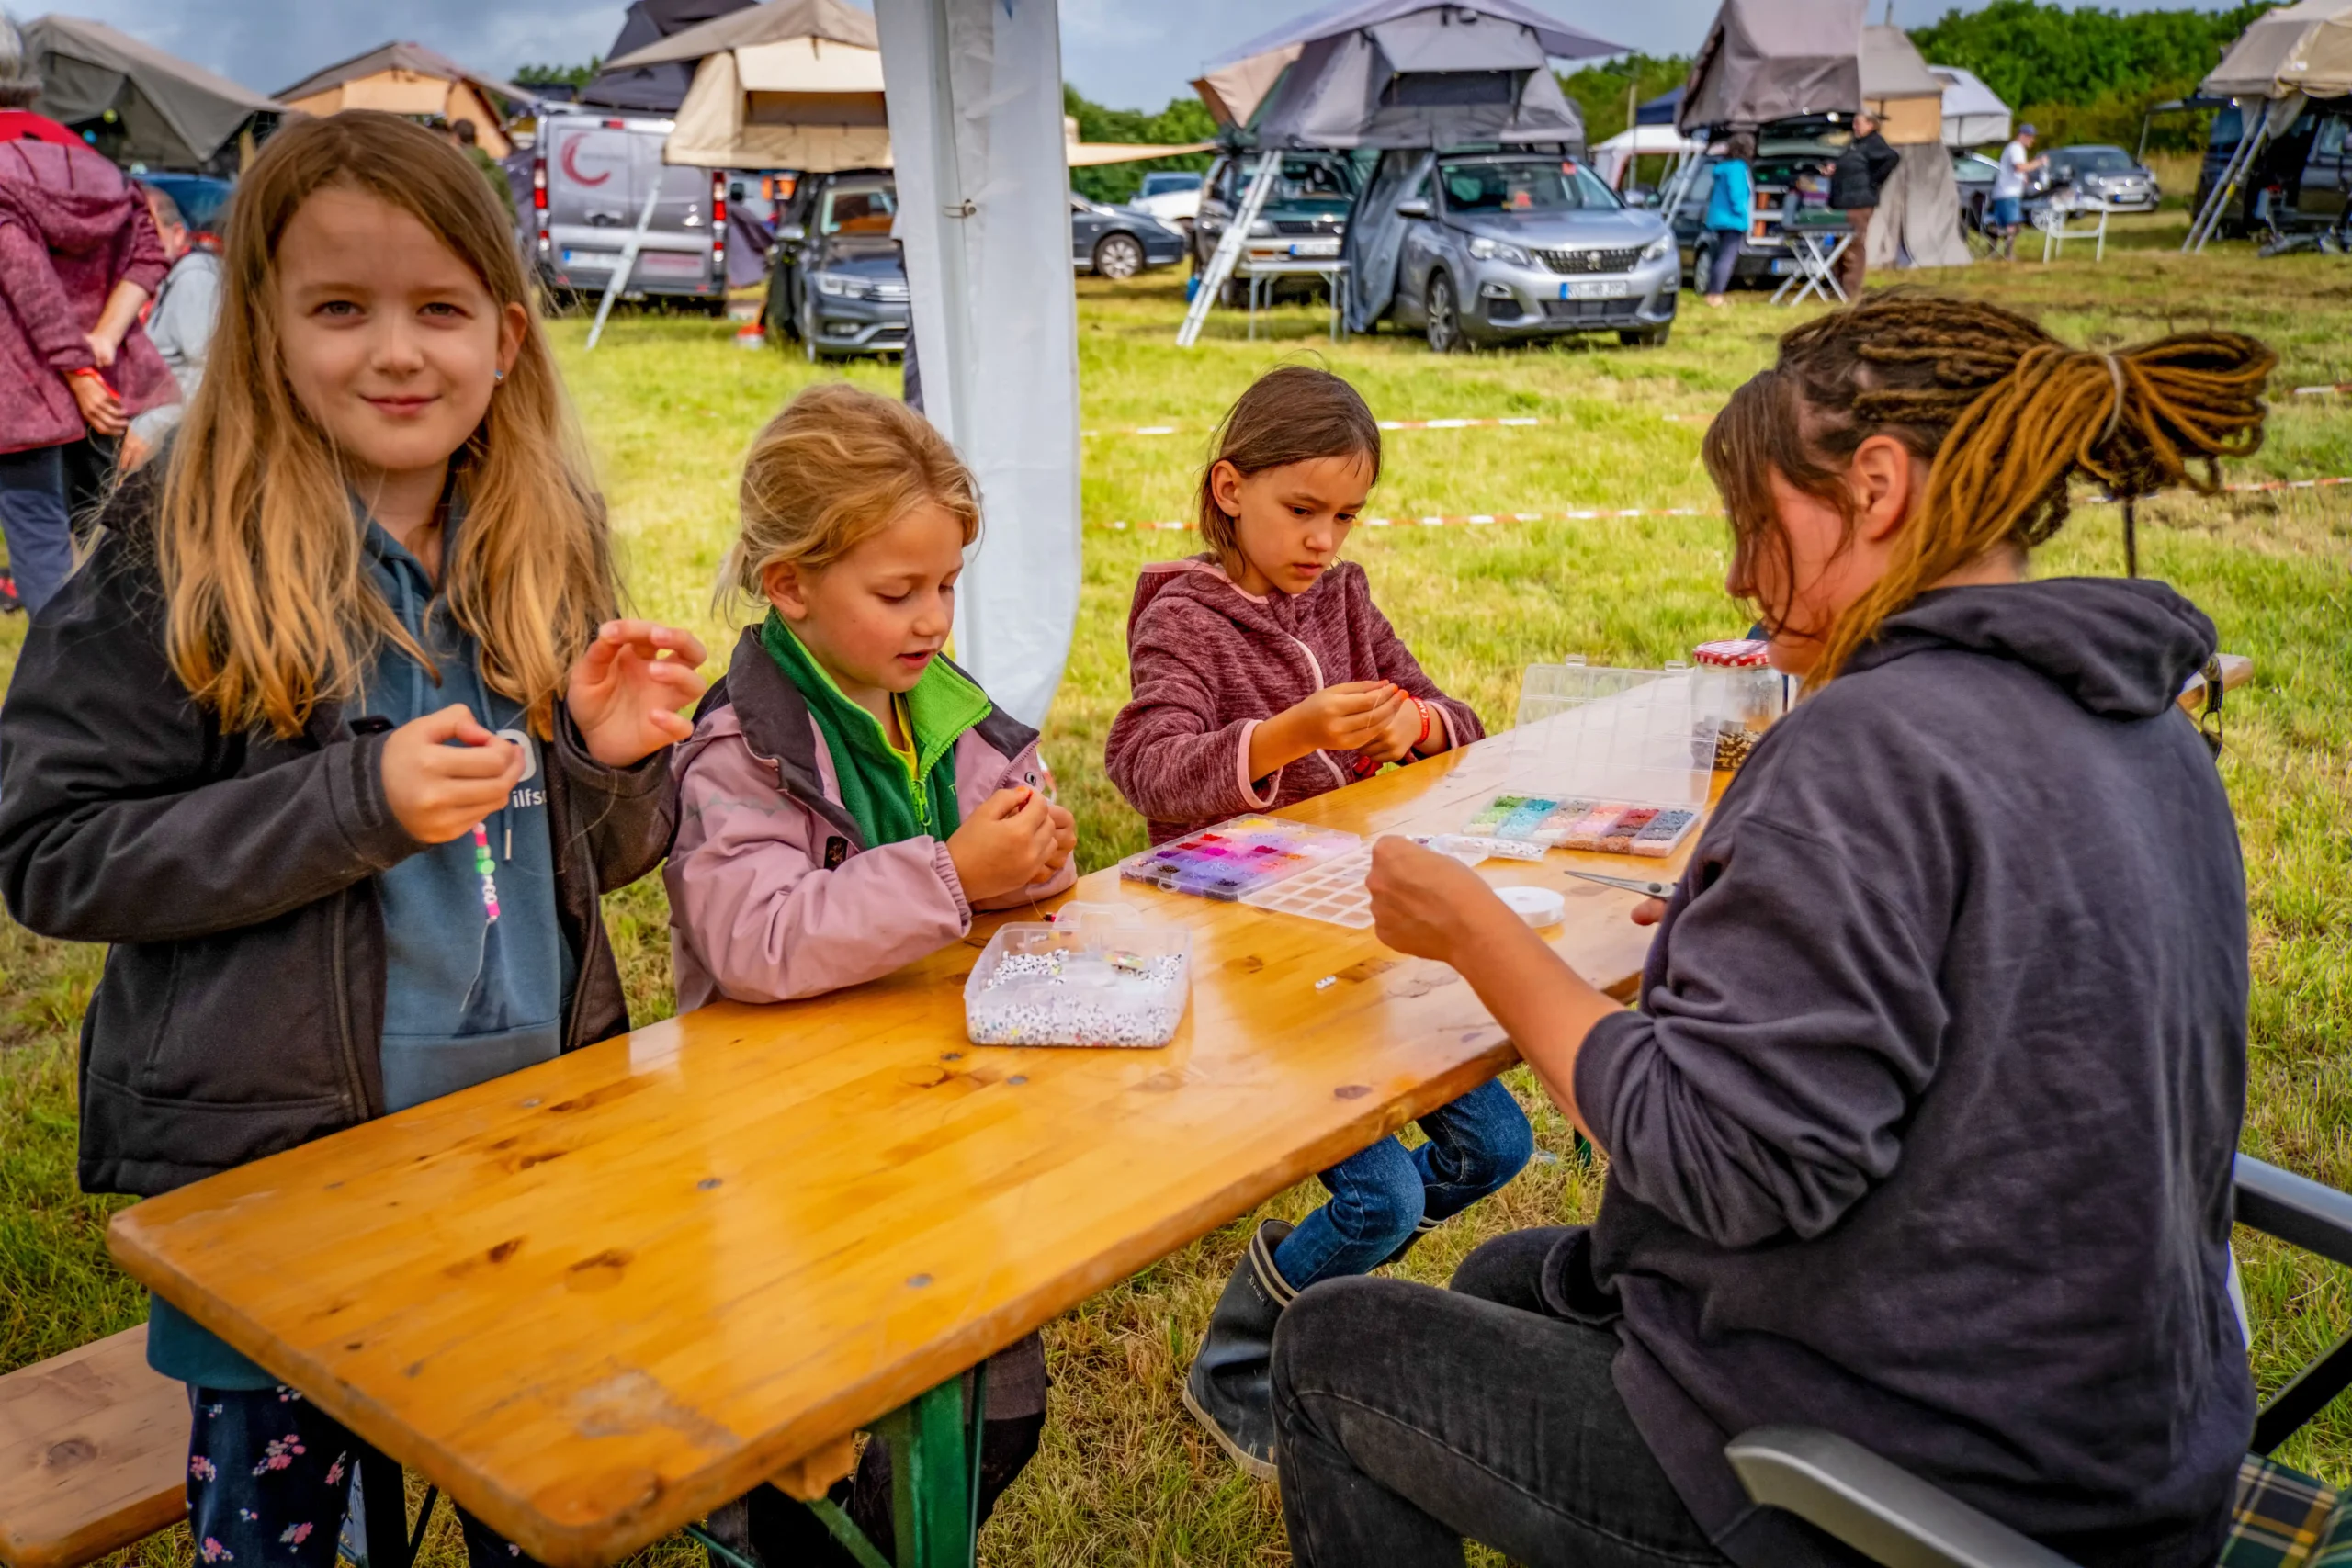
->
[2188,0,2352,249]
[1928,64,2010,147]
[1592,123,1701,188]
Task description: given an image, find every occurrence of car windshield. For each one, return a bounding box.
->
[1955,152,1997,176]
[820,183,897,234]
[2211,106,2243,149]
[1439,159,1617,212]
[1139,173,1201,197]
[1235,156,1359,206]
[2067,148,2135,172]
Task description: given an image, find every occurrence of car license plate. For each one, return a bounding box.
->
[561,249,616,270]
[1768,258,1798,276]
[1560,280,1630,299]
[638,251,706,277]
[1287,239,1340,257]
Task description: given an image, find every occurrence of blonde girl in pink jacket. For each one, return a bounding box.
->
[666,381,1074,1562]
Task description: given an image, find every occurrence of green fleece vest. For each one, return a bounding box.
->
[759,613,990,846]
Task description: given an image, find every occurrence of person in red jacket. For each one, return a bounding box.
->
[1103,365,1525,1481]
[0,15,174,613]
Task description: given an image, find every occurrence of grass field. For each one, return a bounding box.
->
[5,209,2350,1568]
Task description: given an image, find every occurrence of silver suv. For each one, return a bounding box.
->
[1391,153,1678,351]
[526,107,728,306]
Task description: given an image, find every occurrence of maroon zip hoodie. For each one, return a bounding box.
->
[1104,554,1484,843]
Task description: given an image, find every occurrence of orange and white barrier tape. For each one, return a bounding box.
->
[2291,382,2352,396]
[1080,412,1703,439]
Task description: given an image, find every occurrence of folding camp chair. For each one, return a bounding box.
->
[1772,231,1849,307]
[1728,1155,2352,1567]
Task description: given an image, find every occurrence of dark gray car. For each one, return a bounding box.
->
[766,170,910,360]
[1070,197,1187,278]
[1391,153,1677,351]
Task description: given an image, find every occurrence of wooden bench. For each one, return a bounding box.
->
[0,1326,188,1568]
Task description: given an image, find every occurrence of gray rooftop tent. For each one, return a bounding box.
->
[581,0,760,113]
[2186,0,2352,248]
[1675,0,1866,132]
[1176,1,1625,343]
[24,15,283,175]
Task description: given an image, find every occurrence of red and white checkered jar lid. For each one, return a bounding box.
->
[1692,638,1772,668]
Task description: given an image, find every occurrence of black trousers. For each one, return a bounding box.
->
[1270,1228,1730,1568]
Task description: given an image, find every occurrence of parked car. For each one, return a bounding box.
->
[2195,101,2352,238]
[527,107,729,307]
[1129,170,1204,231]
[1191,149,1363,304]
[766,168,910,360]
[2045,144,2158,211]
[1388,152,1676,350]
[1070,196,1188,278]
[135,172,233,246]
[1668,128,1854,289]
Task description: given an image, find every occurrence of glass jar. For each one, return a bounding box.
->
[1690,638,1782,772]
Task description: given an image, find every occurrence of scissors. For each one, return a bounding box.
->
[1560,867,1676,899]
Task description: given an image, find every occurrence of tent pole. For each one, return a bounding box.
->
[2195,119,2267,253]
[586,184,662,352]
[1179,152,1282,348]
[2184,126,2245,251]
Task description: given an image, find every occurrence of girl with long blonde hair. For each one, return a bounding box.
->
[0,110,705,1566]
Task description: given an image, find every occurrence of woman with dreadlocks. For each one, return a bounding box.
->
[1265,294,2275,1568]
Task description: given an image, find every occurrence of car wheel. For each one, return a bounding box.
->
[1426,271,1463,354]
[799,293,821,362]
[1689,239,1713,293]
[1093,232,1145,280]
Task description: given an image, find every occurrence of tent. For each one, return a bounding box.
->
[1199,0,1620,150]
[24,15,282,175]
[1676,0,1866,132]
[1635,85,1682,126]
[1928,63,2009,147]
[875,0,1080,730]
[1593,123,1700,187]
[2188,0,2352,247]
[582,0,760,113]
[605,0,888,170]
[1860,26,1969,270]
[277,42,527,157]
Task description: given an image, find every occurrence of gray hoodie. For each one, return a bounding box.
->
[1574,578,2249,1568]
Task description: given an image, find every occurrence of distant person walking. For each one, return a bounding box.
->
[0,13,174,614]
[123,184,220,469]
[449,118,515,224]
[1702,130,1756,308]
[1990,122,2046,259]
[1828,109,1901,297]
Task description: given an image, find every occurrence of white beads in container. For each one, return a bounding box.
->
[964,901,1192,1048]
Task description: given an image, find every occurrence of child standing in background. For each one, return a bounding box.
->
[665,380,1074,1565]
[0,111,701,1567]
[1102,366,1529,1480]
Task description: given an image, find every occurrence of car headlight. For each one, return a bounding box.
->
[813,271,857,298]
[1248,220,1276,237]
[1640,234,1673,263]
[1467,235,1532,266]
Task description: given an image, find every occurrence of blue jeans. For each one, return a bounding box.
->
[0,443,73,614]
[1990,196,2023,229]
[1704,233,1743,295]
[1272,1077,1532,1290]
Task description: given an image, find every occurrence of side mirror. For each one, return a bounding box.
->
[776,222,807,245]
[1397,197,1430,219]
[1626,189,1655,208]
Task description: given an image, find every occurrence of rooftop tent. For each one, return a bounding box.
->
[277,41,528,157]
[1676,0,1866,132]
[876,0,1080,729]
[608,0,888,169]
[1928,62,2009,147]
[1634,85,1682,126]
[1860,23,1941,144]
[1193,46,1304,129]
[2202,0,2352,99]
[25,15,282,175]
[580,0,760,113]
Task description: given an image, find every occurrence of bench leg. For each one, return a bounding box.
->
[356,1452,435,1568]
[878,1373,978,1568]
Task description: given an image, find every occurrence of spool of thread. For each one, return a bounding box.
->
[1498,885,1566,928]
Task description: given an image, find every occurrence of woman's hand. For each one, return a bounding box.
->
[1365,835,1511,964]
[947,787,1059,902]
[565,620,708,768]
[1632,897,1668,926]
[381,705,526,844]
[67,372,127,437]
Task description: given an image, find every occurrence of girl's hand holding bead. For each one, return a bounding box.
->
[566,620,709,767]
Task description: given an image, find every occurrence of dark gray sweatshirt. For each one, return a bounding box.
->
[1575,579,2250,1568]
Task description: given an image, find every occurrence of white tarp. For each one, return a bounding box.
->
[1593,123,1701,186]
[1928,64,2009,146]
[875,0,1080,729]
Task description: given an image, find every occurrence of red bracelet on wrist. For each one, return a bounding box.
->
[1412,697,1431,750]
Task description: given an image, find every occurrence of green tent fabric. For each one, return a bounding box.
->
[27,16,283,173]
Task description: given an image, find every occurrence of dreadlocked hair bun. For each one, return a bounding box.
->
[1710,291,2275,685]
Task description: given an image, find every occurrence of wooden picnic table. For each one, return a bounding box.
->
[107,726,1716,1568]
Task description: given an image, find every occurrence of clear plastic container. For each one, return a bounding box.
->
[1689,639,1784,772]
[1508,664,1707,803]
[964,901,1191,1048]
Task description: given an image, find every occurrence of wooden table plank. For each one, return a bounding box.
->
[108,736,1709,1567]
[0,1326,190,1568]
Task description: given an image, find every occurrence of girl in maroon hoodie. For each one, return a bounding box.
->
[1104,366,1527,1480]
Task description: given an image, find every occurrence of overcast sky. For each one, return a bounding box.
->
[57,0,2239,110]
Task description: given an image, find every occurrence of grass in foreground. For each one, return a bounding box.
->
[3,211,2348,1566]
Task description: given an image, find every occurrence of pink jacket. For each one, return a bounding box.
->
[666,628,1077,1010]
[1103,555,1485,843]
[0,139,175,455]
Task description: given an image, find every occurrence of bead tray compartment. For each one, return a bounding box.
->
[964,904,1192,1047]
[1239,848,1378,930]
[1464,794,1702,859]
[1119,815,1363,902]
